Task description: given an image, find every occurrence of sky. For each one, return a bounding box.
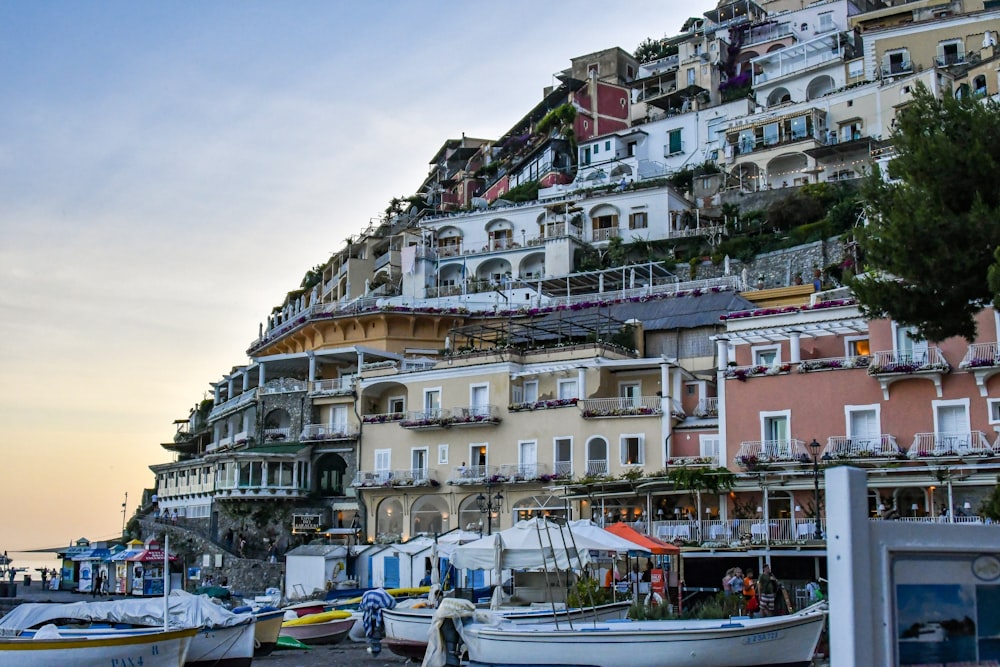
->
[0,0,716,551]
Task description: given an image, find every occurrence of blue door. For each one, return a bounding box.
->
[384,557,400,589]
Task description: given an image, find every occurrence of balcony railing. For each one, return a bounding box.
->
[300,423,359,441]
[868,349,949,375]
[554,460,573,478]
[908,431,995,459]
[725,363,793,380]
[798,355,871,373]
[579,397,662,418]
[447,464,490,484]
[592,228,621,243]
[400,408,450,429]
[734,439,809,466]
[260,378,309,395]
[207,389,258,421]
[351,468,439,488]
[496,462,557,483]
[823,434,903,460]
[651,518,825,544]
[694,397,718,418]
[262,427,292,442]
[935,53,965,67]
[450,404,501,426]
[311,376,357,395]
[960,342,1000,369]
[881,60,912,77]
[585,459,609,477]
[361,412,405,425]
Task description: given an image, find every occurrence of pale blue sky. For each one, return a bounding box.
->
[0,1,715,548]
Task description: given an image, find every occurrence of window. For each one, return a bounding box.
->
[987,399,1000,424]
[558,379,579,400]
[629,212,648,229]
[883,49,910,75]
[934,400,970,436]
[667,129,682,155]
[424,388,441,414]
[470,443,488,468]
[846,337,870,357]
[752,344,780,366]
[519,440,538,477]
[790,116,807,140]
[411,448,428,480]
[699,436,720,465]
[894,325,928,363]
[619,382,641,407]
[760,410,791,459]
[389,396,405,414]
[586,437,608,476]
[687,68,696,86]
[937,40,964,66]
[582,146,591,165]
[817,12,834,32]
[594,144,600,154]
[763,122,779,146]
[438,444,448,464]
[588,63,599,78]
[524,381,538,402]
[620,434,644,465]
[604,141,611,152]
[470,383,489,417]
[554,437,573,477]
[375,449,391,473]
[846,405,880,452]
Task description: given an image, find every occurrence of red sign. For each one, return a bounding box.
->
[651,569,665,596]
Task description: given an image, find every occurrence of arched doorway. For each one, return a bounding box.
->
[458,495,484,534]
[263,408,292,442]
[586,437,609,476]
[314,453,347,496]
[376,498,404,541]
[411,495,450,536]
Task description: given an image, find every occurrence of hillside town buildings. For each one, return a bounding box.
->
[149,0,1000,586]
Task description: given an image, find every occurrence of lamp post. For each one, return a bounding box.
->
[476,478,504,535]
[121,492,128,538]
[808,439,823,540]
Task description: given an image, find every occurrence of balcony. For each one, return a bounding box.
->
[868,349,950,399]
[361,412,405,425]
[300,423,359,442]
[592,227,621,243]
[310,376,357,396]
[400,408,452,429]
[823,434,903,461]
[881,60,912,78]
[753,32,851,86]
[208,389,258,421]
[450,404,501,427]
[352,468,439,488]
[935,53,965,67]
[260,378,308,395]
[798,355,871,373]
[585,459,609,477]
[447,464,490,485]
[734,439,810,467]
[724,363,792,381]
[652,518,825,545]
[694,397,718,418]
[579,397,662,419]
[907,431,995,460]
[960,342,1000,397]
[262,427,292,442]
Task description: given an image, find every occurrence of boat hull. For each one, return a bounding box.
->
[461,606,827,667]
[253,609,285,656]
[383,601,631,659]
[184,622,256,667]
[279,617,354,645]
[0,627,196,667]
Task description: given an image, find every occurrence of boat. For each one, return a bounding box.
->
[456,603,828,667]
[234,606,284,656]
[0,625,197,667]
[900,621,948,642]
[383,600,632,660]
[279,609,355,645]
[0,590,256,667]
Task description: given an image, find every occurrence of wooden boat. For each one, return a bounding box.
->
[0,591,256,667]
[279,611,355,645]
[0,626,196,667]
[383,600,631,660]
[457,603,828,667]
[250,608,285,656]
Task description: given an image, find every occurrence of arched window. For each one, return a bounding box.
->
[458,495,484,534]
[586,437,609,476]
[314,453,347,496]
[411,495,450,536]
[512,495,570,523]
[376,498,404,541]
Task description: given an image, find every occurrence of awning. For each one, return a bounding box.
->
[128,549,178,563]
[71,548,111,562]
[111,548,144,562]
[605,523,681,555]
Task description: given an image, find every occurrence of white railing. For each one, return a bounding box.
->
[585,459,609,476]
[263,427,291,441]
[824,434,902,459]
[650,518,825,543]
[908,431,994,458]
[591,228,621,242]
[300,423,359,441]
[497,462,552,481]
[734,439,809,465]
[579,396,662,418]
[451,404,501,424]
[694,397,718,417]
[960,342,1000,369]
[260,378,309,395]
[311,376,357,395]
[447,464,489,483]
[798,355,871,372]
[868,348,949,375]
[351,468,438,487]
[207,389,258,421]
[554,461,573,478]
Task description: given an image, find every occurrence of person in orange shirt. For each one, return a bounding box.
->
[604,564,622,588]
[743,569,757,613]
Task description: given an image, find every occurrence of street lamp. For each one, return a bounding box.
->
[476,479,504,535]
[808,439,823,540]
[121,492,128,538]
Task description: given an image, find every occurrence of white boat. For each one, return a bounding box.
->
[383,600,632,660]
[901,621,948,642]
[457,603,828,667]
[0,626,196,667]
[0,590,256,667]
[279,614,355,645]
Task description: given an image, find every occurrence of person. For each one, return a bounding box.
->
[743,569,756,606]
[642,561,653,583]
[267,542,277,564]
[40,568,48,589]
[238,534,247,558]
[805,578,823,603]
[731,568,744,597]
[170,509,178,525]
[604,564,622,589]
[92,569,103,598]
[722,568,735,595]
[757,564,777,617]
[419,569,432,587]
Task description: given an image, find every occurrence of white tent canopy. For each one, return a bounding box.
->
[450,518,646,571]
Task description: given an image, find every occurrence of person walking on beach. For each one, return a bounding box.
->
[757,564,777,617]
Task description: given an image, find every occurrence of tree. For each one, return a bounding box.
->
[633,38,677,64]
[850,83,1000,341]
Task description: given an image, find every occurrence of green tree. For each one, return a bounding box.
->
[633,38,677,64]
[850,83,1000,341]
